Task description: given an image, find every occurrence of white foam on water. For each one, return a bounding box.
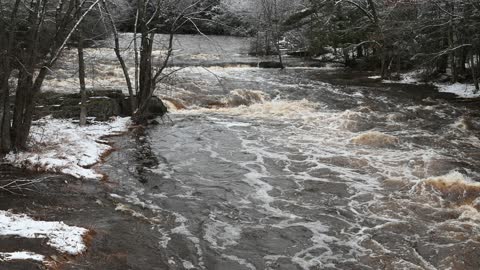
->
[170,213,206,269]
[204,218,242,250]
[81,56,480,269]
[221,254,257,270]
[182,260,196,269]
[184,98,320,121]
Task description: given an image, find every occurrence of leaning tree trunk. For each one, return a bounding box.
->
[102,0,135,113]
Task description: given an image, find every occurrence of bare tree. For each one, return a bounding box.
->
[0,0,102,153]
[102,0,136,112]
[260,0,285,68]
[101,0,212,123]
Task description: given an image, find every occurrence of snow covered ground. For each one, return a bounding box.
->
[369,71,480,98]
[5,117,130,179]
[0,210,89,263]
[435,82,480,98]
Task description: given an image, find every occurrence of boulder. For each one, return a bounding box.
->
[147,96,168,117]
[121,96,168,119]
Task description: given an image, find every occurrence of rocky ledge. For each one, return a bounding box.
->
[33,90,168,121]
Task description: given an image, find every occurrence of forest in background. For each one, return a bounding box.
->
[253,0,480,87]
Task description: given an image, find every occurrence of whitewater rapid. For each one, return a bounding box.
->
[37,32,470,269]
[98,63,480,270]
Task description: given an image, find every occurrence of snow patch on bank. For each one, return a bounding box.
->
[435,83,480,98]
[369,71,480,98]
[0,251,45,262]
[0,210,89,255]
[5,117,130,179]
[369,70,424,84]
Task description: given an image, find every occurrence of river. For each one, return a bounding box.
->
[94,34,480,270]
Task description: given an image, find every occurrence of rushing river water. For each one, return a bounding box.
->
[98,35,480,270]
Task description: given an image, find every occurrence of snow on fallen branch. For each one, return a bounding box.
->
[0,178,44,195]
[4,117,130,180]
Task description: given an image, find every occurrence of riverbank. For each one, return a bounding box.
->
[0,161,172,270]
[367,70,480,99]
[3,117,130,180]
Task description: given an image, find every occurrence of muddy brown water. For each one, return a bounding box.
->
[3,34,480,270]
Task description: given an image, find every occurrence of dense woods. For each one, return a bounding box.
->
[282,0,480,85]
[0,0,105,153]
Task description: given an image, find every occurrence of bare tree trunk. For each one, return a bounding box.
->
[470,51,479,92]
[0,0,20,154]
[138,34,154,116]
[134,8,140,97]
[357,42,364,58]
[363,0,386,79]
[78,32,87,126]
[448,2,457,83]
[12,0,43,150]
[396,53,401,76]
[380,49,387,78]
[459,46,467,75]
[134,0,154,122]
[274,39,284,69]
[0,69,12,154]
[273,0,284,69]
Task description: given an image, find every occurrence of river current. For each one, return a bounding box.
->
[97,35,480,270]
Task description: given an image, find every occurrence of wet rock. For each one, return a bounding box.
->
[149,119,161,125]
[307,61,328,68]
[259,61,284,68]
[287,51,310,57]
[146,96,168,119]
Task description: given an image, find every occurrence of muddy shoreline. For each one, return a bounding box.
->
[0,129,172,269]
